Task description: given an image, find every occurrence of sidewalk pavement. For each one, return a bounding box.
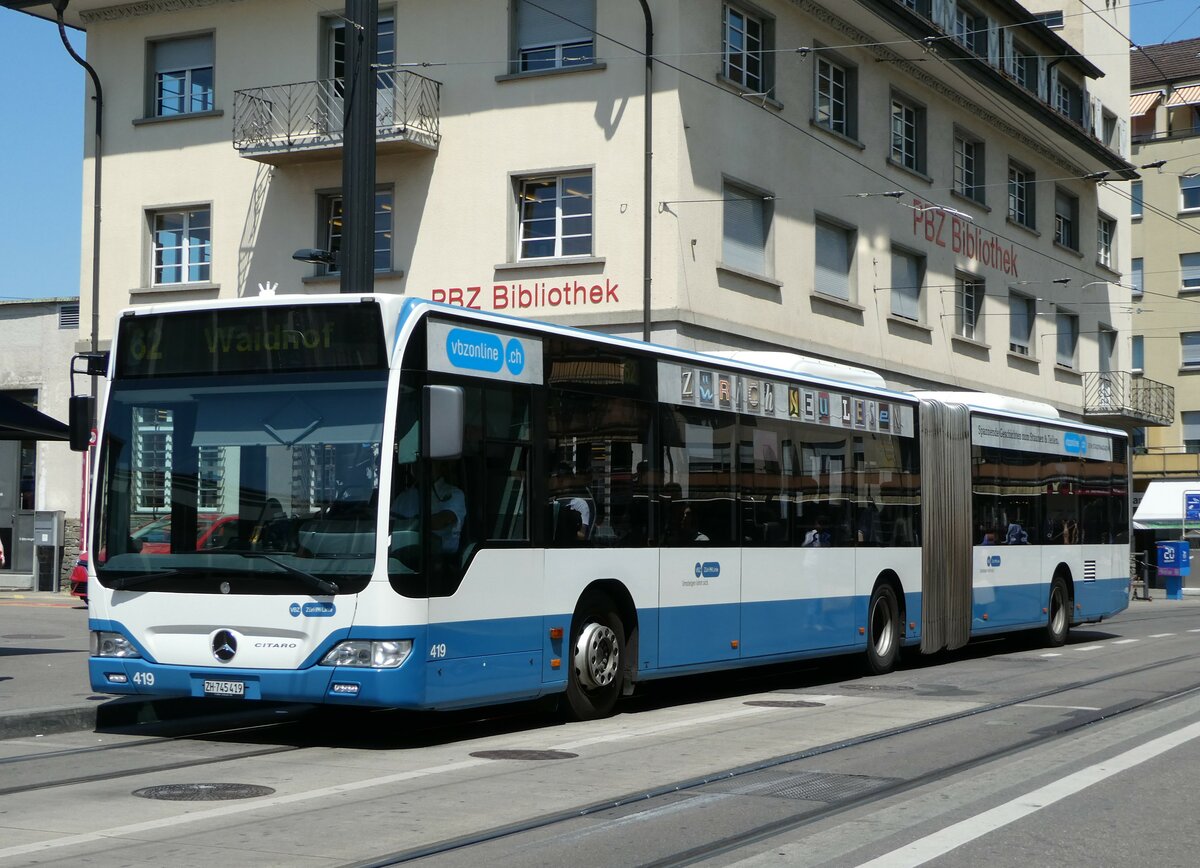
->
[1,588,1196,741]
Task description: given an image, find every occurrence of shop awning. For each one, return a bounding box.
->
[1133,480,1200,530]
[1130,90,1163,116]
[1166,85,1200,108]
[0,393,68,441]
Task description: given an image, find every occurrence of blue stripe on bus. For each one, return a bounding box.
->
[87,577,1127,708]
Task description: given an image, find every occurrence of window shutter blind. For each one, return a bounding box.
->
[518,0,593,48]
[815,222,851,300]
[723,188,766,275]
[1181,253,1200,287]
[1183,333,1200,367]
[1009,295,1030,346]
[155,36,212,72]
[891,252,920,319]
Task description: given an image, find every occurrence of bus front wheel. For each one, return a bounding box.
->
[565,594,625,720]
[866,584,901,676]
[1044,576,1070,647]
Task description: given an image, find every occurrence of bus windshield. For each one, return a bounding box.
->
[94,371,389,596]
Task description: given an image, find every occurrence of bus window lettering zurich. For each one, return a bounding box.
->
[79,297,1129,720]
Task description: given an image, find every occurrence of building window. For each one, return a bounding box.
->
[134,408,172,512]
[320,189,393,274]
[722,4,773,95]
[953,3,987,56]
[517,171,593,260]
[513,0,595,73]
[58,303,80,330]
[1056,311,1079,368]
[814,218,853,301]
[723,181,771,276]
[150,34,214,117]
[151,206,211,285]
[1054,187,1078,250]
[1008,162,1035,228]
[1132,335,1144,372]
[954,132,984,203]
[1009,292,1035,355]
[815,56,856,138]
[890,247,923,321]
[897,0,932,16]
[1182,253,1200,292]
[1184,332,1200,369]
[1055,75,1083,123]
[1131,181,1143,219]
[1102,110,1119,151]
[955,274,982,340]
[1035,10,1065,29]
[1182,176,1200,211]
[1184,411,1200,453]
[1012,41,1038,91]
[1097,215,1115,268]
[1132,257,1144,296]
[890,96,924,173]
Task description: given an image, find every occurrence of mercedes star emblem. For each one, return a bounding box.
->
[212,630,238,663]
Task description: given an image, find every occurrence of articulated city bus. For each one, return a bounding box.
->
[80,295,1130,719]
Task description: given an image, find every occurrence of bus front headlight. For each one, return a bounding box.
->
[90,631,141,658]
[320,639,412,669]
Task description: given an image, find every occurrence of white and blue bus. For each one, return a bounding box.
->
[80,295,1130,719]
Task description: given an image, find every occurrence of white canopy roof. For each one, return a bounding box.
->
[1133,480,1200,530]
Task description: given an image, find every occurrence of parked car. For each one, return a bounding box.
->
[128,513,240,554]
[69,553,88,604]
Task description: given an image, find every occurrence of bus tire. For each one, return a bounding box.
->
[1044,576,1070,647]
[565,594,625,721]
[866,584,901,676]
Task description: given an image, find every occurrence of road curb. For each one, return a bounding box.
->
[0,697,299,741]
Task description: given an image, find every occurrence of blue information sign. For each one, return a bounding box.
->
[1186,494,1200,523]
[1157,541,1191,577]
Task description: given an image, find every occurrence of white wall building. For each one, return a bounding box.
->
[6,0,1159,426]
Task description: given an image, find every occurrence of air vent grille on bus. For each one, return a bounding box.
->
[1084,560,1097,581]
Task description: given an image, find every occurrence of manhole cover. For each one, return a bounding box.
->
[838,684,913,692]
[744,700,826,708]
[1,634,63,641]
[469,749,577,761]
[133,783,276,801]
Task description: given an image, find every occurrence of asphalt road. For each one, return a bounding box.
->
[1,595,1199,867]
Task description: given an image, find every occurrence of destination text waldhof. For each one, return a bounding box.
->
[204,322,337,354]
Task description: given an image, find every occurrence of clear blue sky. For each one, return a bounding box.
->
[0,2,1197,301]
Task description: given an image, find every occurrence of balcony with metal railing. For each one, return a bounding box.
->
[1081,370,1174,428]
[233,69,440,164]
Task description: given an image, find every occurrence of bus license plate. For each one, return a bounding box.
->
[203,680,245,697]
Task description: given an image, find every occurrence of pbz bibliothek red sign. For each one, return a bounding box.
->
[911,198,1019,278]
[430,279,621,311]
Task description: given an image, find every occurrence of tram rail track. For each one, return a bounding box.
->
[341,651,1200,868]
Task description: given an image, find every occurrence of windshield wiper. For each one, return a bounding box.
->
[233,552,339,596]
[104,569,182,592]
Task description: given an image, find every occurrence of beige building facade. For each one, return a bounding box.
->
[9,0,1158,423]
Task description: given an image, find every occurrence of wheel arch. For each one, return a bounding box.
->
[1053,563,1075,619]
[574,578,639,692]
[874,569,906,634]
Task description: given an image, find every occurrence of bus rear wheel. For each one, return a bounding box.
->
[866,584,901,676]
[1044,576,1070,647]
[565,594,624,721]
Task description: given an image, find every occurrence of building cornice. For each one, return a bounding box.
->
[80,0,242,24]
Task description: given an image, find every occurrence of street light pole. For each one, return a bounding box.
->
[341,0,378,294]
[638,0,653,342]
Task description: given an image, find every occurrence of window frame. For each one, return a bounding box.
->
[1132,334,1144,373]
[1131,180,1144,220]
[1009,291,1035,356]
[1097,213,1115,269]
[318,186,395,276]
[813,216,855,302]
[1182,176,1200,212]
[1055,310,1079,369]
[954,273,983,341]
[721,2,774,97]
[510,0,597,75]
[722,178,774,278]
[1054,186,1079,250]
[952,2,988,57]
[1008,161,1036,229]
[1181,252,1200,292]
[890,245,924,322]
[890,94,925,174]
[814,53,857,139]
[953,129,985,204]
[149,204,212,287]
[147,32,215,119]
[514,170,595,261]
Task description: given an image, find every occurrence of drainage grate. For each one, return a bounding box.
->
[838,683,913,692]
[720,770,899,803]
[469,749,577,761]
[133,783,276,801]
[744,700,826,708]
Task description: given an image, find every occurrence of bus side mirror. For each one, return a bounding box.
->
[423,385,463,460]
[69,395,95,453]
